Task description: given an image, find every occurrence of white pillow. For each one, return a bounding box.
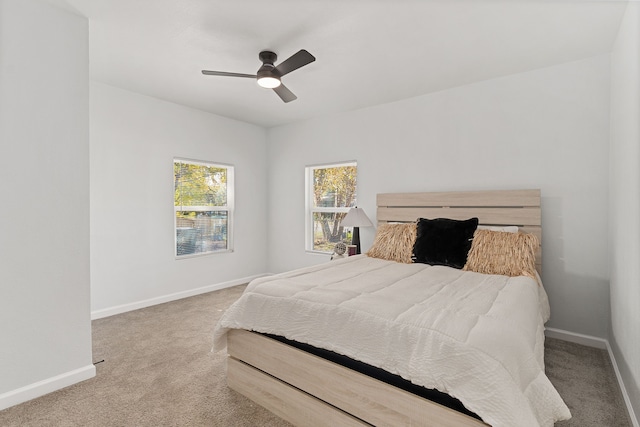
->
[477,225,518,233]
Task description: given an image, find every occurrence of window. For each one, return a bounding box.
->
[305,161,357,253]
[174,159,233,257]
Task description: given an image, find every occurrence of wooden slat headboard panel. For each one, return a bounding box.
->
[376,189,542,273]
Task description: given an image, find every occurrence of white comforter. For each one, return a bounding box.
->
[213,255,571,427]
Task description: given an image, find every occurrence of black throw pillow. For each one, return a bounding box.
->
[412,217,479,269]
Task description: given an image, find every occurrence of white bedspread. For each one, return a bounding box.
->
[213,255,571,427]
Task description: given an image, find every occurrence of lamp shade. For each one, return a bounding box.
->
[340,207,373,228]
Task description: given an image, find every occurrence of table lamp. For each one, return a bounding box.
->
[340,207,373,254]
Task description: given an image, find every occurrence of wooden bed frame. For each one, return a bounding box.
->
[226,189,542,427]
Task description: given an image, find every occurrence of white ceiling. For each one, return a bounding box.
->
[51,0,627,128]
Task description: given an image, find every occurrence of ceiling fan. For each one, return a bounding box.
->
[201,50,316,103]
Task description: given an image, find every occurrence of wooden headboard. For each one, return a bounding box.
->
[376,189,542,274]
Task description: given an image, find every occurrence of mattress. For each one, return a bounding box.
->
[213,255,571,427]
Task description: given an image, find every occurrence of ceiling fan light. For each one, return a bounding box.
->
[257,76,281,88]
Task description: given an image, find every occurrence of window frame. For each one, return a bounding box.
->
[174,157,234,259]
[305,161,357,254]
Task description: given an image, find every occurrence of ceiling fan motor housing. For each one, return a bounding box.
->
[259,51,278,65]
[257,51,280,79]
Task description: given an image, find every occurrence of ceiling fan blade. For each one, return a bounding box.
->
[201,70,256,78]
[274,50,315,77]
[273,83,297,103]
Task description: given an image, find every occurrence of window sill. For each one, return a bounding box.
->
[175,249,233,260]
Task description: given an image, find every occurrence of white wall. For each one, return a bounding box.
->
[267,55,611,338]
[609,1,640,420]
[0,0,94,409]
[90,82,268,314]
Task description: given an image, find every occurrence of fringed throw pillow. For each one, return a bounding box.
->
[463,229,539,278]
[366,223,417,264]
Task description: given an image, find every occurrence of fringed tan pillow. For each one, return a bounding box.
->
[366,223,417,264]
[463,229,539,278]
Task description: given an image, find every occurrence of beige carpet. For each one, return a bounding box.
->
[0,285,632,426]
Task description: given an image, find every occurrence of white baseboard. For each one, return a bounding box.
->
[545,327,607,349]
[91,274,267,320]
[545,327,639,427]
[605,340,640,427]
[0,364,96,411]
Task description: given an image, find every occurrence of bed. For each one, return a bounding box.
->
[213,189,571,427]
